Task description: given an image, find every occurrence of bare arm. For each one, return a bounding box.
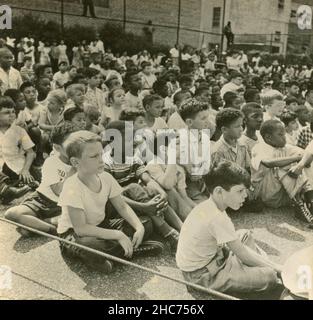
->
[228,239,282,273]
[262,155,302,168]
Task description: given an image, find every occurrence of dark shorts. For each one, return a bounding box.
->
[22,191,61,219]
[58,215,153,261]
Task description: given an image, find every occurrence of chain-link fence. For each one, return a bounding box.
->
[5,0,313,56]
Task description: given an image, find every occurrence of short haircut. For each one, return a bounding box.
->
[215,108,244,129]
[241,102,263,118]
[152,79,168,95]
[84,67,100,79]
[63,107,85,122]
[141,61,151,69]
[142,94,163,110]
[119,109,145,122]
[179,98,208,121]
[50,122,80,145]
[84,104,101,120]
[204,160,250,193]
[229,70,243,80]
[124,71,139,84]
[20,81,34,92]
[0,96,15,111]
[285,96,299,106]
[173,91,192,106]
[4,89,22,103]
[223,91,238,104]
[195,85,210,97]
[178,74,192,85]
[280,110,297,127]
[47,89,67,105]
[261,89,284,106]
[66,83,85,98]
[35,64,52,78]
[244,88,259,103]
[64,131,101,159]
[58,61,68,67]
[260,120,282,139]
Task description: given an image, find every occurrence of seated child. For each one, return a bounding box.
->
[53,61,69,88]
[0,96,38,187]
[103,121,182,250]
[296,105,313,149]
[84,104,102,134]
[57,130,164,272]
[167,91,192,130]
[176,161,282,295]
[100,88,126,128]
[280,111,298,146]
[36,77,52,103]
[285,96,299,113]
[261,89,285,122]
[38,89,66,153]
[251,120,313,227]
[238,102,264,157]
[84,67,106,113]
[212,108,250,173]
[65,84,86,111]
[5,122,79,235]
[146,133,196,221]
[223,91,242,109]
[63,106,87,130]
[177,98,212,204]
[119,109,147,131]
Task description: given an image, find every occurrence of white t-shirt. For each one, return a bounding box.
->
[36,153,72,202]
[220,82,241,99]
[176,198,238,272]
[57,172,122,234]
[0,124,34,174]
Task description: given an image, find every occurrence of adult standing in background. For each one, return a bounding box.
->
[82,0,97,18]
[223,21,234,49]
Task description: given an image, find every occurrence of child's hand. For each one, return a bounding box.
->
[19,170,34,184]
[144,196,168,216]
[117,232,133,258]
[132,226,145,249]
[288,164,302,177]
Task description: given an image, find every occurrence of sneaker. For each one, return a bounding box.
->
[133,240,164,257]
[165,229,180,251]
[292,196,313,228]
[85,259,114,274]
[1,185,31,205]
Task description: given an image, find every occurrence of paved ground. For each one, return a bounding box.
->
[1,197,313,300]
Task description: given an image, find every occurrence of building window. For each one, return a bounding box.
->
[212,7,221,27]
[274,31,281,42]
[290,9,297,17]
[278,0,284,9]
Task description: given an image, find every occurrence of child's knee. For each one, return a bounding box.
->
[5,207,22,222]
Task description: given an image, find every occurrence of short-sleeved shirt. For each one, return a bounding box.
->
[57,171,122,234]
[211,136,251,171]
[0,124,35,174]
[297,126,313,149]
[0,67,23,95]
[238,134,259,157]
[103,150,147,187]
[251,142,304,184]
[176,198,238,272]
[36,153,72,202]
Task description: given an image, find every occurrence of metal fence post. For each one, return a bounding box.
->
[176,0,181,45]
[61,0,64,36]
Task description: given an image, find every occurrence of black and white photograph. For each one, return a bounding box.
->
[0,0,312,304]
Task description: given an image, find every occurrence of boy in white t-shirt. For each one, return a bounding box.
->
[57,131,163,273]
[176,161,281,295]
[0,96,37,186]
[5,122,80,236]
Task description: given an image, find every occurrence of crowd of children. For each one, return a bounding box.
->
[2,37,313,298]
